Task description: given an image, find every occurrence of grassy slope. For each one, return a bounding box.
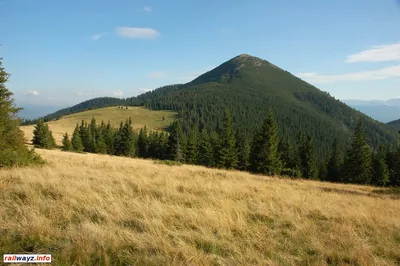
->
[19,106,177,145]
[1,149,400,265]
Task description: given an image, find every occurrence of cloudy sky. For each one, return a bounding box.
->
[1,0,400,107]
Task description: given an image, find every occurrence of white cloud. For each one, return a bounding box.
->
[296,65,400,84]
[112,90,123,96]
[346,43,400,63]
[116,27,160,39]
[144,6,152,12]
[91,33,107,41]
[148,71,167,79]
[76,92,83,96]
[24,90,39,96]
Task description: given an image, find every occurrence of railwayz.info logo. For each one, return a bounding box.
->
[3,254,52,264]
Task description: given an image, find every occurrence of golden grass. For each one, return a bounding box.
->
[1,149,400,265]
[19,106,177,145]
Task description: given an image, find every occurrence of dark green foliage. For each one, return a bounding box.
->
[249,110,282,175]
[298,134,318,179]
[387,151,400,186]
[278,137,298,171]
[185,129,198,164]
[343,119,373,184]
[167,121,184,162]
[137,126,149,158]
[61,133,72,151]
[0,58,42,167]
[136,55,397,160]
[216,110,238,169]
[235,130,250,171]
[196,128,214,167]
[326,139,344,182]
[372,145,390,186]
[32,119,56,149]
[71,124,84,152]
[114,118,136,157]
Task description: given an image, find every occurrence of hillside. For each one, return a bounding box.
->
[136,54,397,157]
[30,54,398,157]
[1,149,400,265]
[19,106,177,145]
[388,119,400,130]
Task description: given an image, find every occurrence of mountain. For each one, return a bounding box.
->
[136,54,397,157]
[33,54,398,158]
[388,118,400,130]
[344,99,400,123]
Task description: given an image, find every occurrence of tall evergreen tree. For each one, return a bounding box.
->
[249,109,282,175]
[32,119,56,149]
[71,124,84,152]
[216,109,238,169]
[167,120,183,161]
[137,126,149,158]
[197,128,214,167]
[235,129,250,171]
[104,121,115,154]
[185,129,198,164]
[209,130,220,167]
[343,118,373,184]
[116,118,136,157]
[372,145,390,186]
[0,58,41,167]
[278,137,298,170]
[61,132,72,151]
[326,138,344,182]
[298,133,318,179]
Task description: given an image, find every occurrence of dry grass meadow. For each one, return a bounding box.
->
[19,107,177,145]
[1,149,400,265]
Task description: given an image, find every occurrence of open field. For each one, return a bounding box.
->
[19,107,177,145]
[1,149,400,265]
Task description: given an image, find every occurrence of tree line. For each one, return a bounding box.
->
[32,109,400,187]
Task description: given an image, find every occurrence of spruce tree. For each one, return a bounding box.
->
[137,126,149,158]
[61,132,72,151]
[343,118,373,184]
[298,134,318,179]
[167,120,183,162]
[0,58,41,167]
[104,121,115,154]
[235,129,250,171]
[216,109,238,169]
[249,109,282,175]
[185,129,198,164]
[32,119,56,149]
[71,124,84,152]
[197,128,214,167]
[372,145,390,186]
[209,130,220,167]
[326,138,344,182]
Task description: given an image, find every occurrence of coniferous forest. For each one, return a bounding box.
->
[32,108,400,187]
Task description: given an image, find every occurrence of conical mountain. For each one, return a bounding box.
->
[138,54,397,157]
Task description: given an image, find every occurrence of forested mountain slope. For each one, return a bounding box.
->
[136,54,397,157]
[388,119,400,130]
[31,54,398,157]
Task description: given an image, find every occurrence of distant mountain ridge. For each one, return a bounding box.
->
[344,99,400,123]
[29,54,398,157]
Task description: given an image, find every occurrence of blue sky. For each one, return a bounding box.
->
[1,0,400,107]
